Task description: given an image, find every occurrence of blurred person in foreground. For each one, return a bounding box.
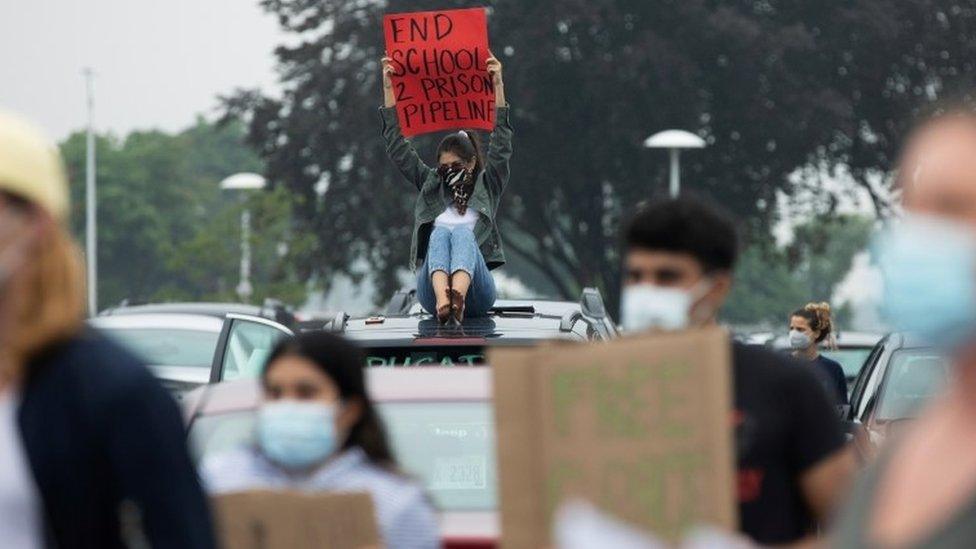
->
[832,106,976,548]
[788,302,849,406]
[201,332,438,549]
[0,110,214,547]
[619,196,854,546]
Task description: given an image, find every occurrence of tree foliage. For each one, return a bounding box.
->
[724,214,874,326]
[228,0,976,315]
[60,120,310,310]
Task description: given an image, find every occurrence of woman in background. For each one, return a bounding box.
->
[789,302,849,406]
[202,332,438,549]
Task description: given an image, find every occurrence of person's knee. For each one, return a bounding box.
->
[450,226,476,240]
[450,228,477,250]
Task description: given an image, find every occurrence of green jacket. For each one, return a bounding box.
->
[380,106,513,271]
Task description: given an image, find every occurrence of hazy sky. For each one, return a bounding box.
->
[0,0,284,142]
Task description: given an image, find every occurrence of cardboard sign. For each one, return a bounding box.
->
[384,7,495,136]
[213,490,381,549]
[491,327,737,548]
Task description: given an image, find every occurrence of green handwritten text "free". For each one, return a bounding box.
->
[550,361,696,439]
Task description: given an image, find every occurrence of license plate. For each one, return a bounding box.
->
[430,455,487,490]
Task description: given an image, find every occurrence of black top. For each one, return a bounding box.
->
[732,343,846,545]
[811,354,849,406]
[18,331,215,549]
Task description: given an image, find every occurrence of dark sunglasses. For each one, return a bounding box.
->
[437,162,466,177]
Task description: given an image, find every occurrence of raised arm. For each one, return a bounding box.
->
[380,57,433,191]
[484,54,512,198]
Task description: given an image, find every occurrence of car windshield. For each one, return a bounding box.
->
[103,328,219,368]
[822,348,873,379]
[876,349,951,421]
[189,401,495,512]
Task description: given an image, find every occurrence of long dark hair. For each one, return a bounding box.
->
[263,332,397,467]
[437,129,485,173]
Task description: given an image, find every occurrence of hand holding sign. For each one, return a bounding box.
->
[381,56,396,108]
[486,54,502,85]
[486,53,506,107]
[383,7,498,136]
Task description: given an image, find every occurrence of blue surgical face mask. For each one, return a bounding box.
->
[257,400,338,470]
[872,213,976,347]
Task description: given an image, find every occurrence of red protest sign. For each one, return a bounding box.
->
[384,7,495,137]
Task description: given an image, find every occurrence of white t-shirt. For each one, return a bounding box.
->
[434,205,478,231]
[0,389,41,549]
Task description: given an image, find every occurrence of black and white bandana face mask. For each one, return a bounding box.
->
[437,161,475,215]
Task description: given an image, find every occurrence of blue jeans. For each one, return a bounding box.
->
[417,226,497,318]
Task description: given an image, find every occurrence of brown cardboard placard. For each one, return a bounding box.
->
[491,326,736,547]
[213,490,381,549]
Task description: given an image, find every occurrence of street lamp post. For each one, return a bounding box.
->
[643,130,707,198]
[83,67,97,315]
[220,173,267,303]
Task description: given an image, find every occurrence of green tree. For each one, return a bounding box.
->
[60,120,308,310]
[724,215,873,326]
[229,0,976,313]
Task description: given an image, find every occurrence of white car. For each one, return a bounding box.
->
[771,331,883,386]
[89,313,223,394]
[89,303,293,395]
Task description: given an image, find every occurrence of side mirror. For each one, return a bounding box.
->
[580,287,607,319]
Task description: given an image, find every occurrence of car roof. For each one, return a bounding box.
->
[99,302,267,319]
[184,368,492,420]
[88,313,224,332]
[343,298,601,345]
[834,331,884,347]
[770,330,885,350]
[887,332,934,350]
[405,299,583,317]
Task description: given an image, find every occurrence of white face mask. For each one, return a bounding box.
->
[620,282,711,332]
[788,329,812,350]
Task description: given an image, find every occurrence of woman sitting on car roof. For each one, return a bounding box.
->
[378,53,512,325]
[201,332,438,549]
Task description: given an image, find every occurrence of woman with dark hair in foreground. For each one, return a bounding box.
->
[201,332,438,549]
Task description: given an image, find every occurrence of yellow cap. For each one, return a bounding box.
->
[0,109,69,219]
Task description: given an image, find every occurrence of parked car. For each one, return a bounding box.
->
[183,368,497,548]
[771,330,883,389]
[99,300,297,326]
[89,313,222,394]
[825,331,884,386]
[90,302,295,395]
[845,333,950,461]
[210,288,617,382]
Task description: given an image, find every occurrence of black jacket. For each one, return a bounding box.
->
[17,331,215,549]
